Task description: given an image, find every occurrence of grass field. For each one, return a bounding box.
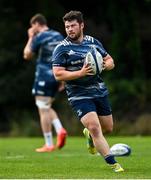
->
[0,136,151,179]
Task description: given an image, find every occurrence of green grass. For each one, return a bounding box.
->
[0,136,151,179]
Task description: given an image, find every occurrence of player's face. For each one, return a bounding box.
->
[65,20,84,41]
[31,22,40,34]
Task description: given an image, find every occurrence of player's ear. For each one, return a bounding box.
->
[81,22,84,29]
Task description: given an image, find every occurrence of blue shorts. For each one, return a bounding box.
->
[70,96,112,119]
[32,77,59,97]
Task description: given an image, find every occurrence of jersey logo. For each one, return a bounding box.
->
[38,81,45,86]
[77,109,82,117]
[68,50,76,55]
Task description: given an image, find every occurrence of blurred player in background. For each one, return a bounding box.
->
[52,10,124,172]
[23,13,67,152]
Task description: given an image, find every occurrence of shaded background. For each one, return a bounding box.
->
[0,0,151,136]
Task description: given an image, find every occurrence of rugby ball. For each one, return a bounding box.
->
[110,143,131,156]
[85,50,103,75]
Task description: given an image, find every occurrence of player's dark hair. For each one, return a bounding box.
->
[63,10,84,24]
[30,13,47,25]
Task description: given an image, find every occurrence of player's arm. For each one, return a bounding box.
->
[53,64,93,81]
[94,38,115,71]
[103,54,115,71]
[58,81,65,92]
[23,27,35,60]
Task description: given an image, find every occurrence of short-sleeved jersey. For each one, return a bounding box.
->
[31,29,64,80]
[52,35,109,103]
[30,29,64,97]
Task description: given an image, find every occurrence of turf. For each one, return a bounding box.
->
[0,136,151,179]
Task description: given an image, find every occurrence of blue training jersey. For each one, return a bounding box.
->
[52,35,109,103]
[30,29,64,81]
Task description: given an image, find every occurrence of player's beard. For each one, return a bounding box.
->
[68,30,82,41]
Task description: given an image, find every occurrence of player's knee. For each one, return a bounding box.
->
[88,124,100,138]
[35,99,51,109]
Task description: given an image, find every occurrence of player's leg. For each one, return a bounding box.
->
[35,96,56,152]
[81,111,111,156]
[83,114,113,154]
[99,114,113,133]
[81,112,124,172]
[32,69,55,152]
[96,97,124,172]
[71,99,123,172]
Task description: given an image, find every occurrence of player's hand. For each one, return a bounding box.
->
[27,27,36,38]
[80,63,94,76]
[103,55,115,70]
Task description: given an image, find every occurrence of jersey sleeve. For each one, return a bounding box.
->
[94,38,108,57]
[52,45,67,67]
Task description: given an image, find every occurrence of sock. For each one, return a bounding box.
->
[44,132,53,147]
[104,154,117,165]
[52,118,63,134]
